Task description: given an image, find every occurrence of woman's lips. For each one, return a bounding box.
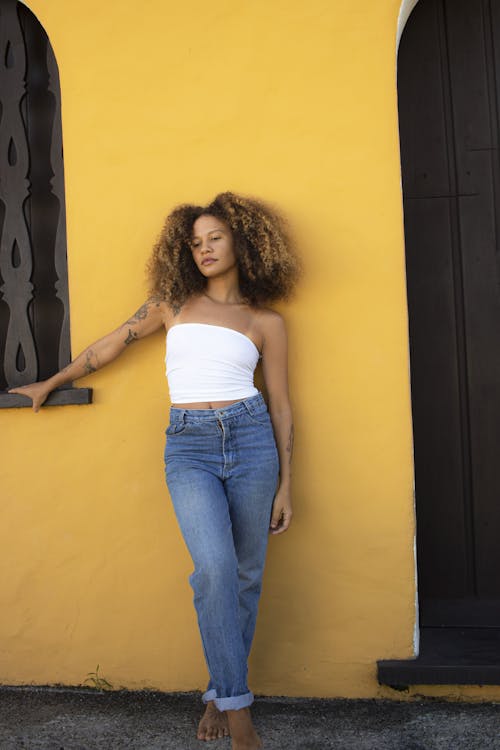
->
[202,258,217,265]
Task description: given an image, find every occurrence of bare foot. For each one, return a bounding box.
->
[226,707,262,750]
[197,700,230,741]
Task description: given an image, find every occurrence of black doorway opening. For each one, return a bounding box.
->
[378,0,500,686]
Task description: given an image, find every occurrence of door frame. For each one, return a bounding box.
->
[396,0,423,659]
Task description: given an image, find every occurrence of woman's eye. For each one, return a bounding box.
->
[190,236,220,248]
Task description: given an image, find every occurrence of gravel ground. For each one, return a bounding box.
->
[0,687,499,750]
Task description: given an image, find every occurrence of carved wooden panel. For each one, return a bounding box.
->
[0,0,73,393]
[0,0,37,386]
[47,48,70,371]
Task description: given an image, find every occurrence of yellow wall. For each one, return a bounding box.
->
[2,0,498,701]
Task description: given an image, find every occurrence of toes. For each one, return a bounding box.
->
[197,711,230,742]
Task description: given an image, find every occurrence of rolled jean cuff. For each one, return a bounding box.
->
[202,688,217,704]
[202,689,254,711]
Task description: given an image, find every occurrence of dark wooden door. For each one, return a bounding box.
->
[398,0,500,627]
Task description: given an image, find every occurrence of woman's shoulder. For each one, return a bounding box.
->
[252,306,286,336]
[253,304,284,322]
[161,297,189,328]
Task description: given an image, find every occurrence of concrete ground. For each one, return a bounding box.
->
[0,687,499,750]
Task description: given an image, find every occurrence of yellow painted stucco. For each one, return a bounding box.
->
[2,0,497,701]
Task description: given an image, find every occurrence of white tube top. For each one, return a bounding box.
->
[166,323,260,403]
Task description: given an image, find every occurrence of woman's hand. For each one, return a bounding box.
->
[270,485,293,535]
[7,381,53,412]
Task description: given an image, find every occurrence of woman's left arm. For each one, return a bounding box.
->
[260,311,294,535]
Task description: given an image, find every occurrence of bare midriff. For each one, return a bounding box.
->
[171,398,245,410]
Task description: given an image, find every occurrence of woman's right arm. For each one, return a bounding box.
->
[7,296,167,412]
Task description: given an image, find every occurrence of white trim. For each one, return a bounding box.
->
[413,535,420,655]
[397,0,421,49]
[397,0,422,657]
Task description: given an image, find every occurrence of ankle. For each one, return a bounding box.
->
[226,707,258,738]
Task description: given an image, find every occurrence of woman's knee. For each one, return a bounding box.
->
[190,555,238,596]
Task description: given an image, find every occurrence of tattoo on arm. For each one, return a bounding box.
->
[83,349,98,375]
[125,296,162,326]
[286,424,294,463]
[124,328,138,346]
[125,302,149,324]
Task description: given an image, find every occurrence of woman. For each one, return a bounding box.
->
[9,191,300,750]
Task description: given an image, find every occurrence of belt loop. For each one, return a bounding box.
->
[243,397,254,416]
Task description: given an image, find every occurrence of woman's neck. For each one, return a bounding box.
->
[204,277,243,305]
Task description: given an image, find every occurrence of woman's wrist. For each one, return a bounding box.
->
[46,370,72,390]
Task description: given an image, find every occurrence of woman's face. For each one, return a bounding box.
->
[190,215,237,278]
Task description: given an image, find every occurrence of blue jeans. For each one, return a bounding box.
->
[164,391,280,711]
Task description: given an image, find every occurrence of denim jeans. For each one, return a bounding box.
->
[164,391,280,711]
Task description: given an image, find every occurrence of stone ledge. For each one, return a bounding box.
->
[0,387,93,409]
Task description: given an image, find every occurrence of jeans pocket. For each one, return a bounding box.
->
[166,421,187,436]
[245,408,271,427]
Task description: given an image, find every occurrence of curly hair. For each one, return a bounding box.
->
[146,191,301,308]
